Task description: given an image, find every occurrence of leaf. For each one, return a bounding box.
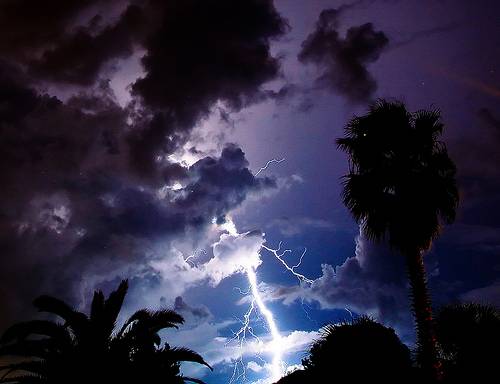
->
[162,347,212,370]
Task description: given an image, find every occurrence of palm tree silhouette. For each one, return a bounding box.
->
[0,280,212,384]
[336,99,458,379]
[435,303,500,382]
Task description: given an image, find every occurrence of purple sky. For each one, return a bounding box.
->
[0,1,499,383]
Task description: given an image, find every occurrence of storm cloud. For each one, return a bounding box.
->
[0,0,285,330]
[132,0,288,127]
[268,233,415,339]
[299,7,388,103]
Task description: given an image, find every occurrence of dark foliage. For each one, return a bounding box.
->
[276,317,414,383]
[0,280,211,384]
[436,303,500,382]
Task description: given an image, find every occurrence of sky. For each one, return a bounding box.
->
[0,0,499,383]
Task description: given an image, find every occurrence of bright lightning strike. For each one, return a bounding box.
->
[223,229,313,383]
[222,219,284,383]
[228,265,284,384]
[246,267,284,382]
[224,159,315,384]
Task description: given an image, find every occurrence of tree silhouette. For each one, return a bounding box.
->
[304,317,413,381]
[336,99,459,380]
[276,317,413,383]
[0,280,212,384]
[435,303,500,382]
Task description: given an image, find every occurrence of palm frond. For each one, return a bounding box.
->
[162,347,212,370]
[32,296,87,335]
[90,290,105,323]
[120,309,184,337]
[103,280,128,330]
[0,361,46,378]
[0,373,43,384]
[1,321,71,347]
[0,339,55,359]
[183,376,207,384]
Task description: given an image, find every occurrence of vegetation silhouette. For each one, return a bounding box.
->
[435,303,500,383]
[0,280,212,384]
[336,99,459,379]
[277,317,414,383]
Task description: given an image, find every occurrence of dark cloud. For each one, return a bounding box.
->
[298,8,388,103]
[0,0,100,56]
[29,4,145,85]
[173,296,212,325]
[132,0,288,127]
[0,56,276,330]
[0,1,289,182]
[0,1,145,86]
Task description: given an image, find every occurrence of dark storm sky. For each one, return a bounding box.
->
[0,1,499,382]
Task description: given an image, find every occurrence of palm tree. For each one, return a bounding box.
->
[336,100,458,379]
[0,280,212,384]
[435,303,500,382]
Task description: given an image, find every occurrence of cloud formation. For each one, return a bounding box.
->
[267,233,415,339]
[132,0,288,127]
[0,0,291,332]
[298,7,388,103]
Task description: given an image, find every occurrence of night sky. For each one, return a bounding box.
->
[0,1,499,383]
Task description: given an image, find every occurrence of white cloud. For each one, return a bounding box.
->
[204,230,265,286]
[247,361,265,372]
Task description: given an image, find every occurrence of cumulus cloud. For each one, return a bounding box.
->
[266,232,415,339]
[298,7,388,103]
[205,231,265,286]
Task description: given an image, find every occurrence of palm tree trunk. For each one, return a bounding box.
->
[405,249,441,382]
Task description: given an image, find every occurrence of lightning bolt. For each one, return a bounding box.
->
[224,158,314,383]
[223,219,285,383]
[227,297,259,383]
[254,158,285,177]
[224,233,313,383]
[262,242,313,285]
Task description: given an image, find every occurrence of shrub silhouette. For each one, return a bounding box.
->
[337,99,458,379]
[277,317,413,383]
[0,280,211,384]
[435,303,500,382]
